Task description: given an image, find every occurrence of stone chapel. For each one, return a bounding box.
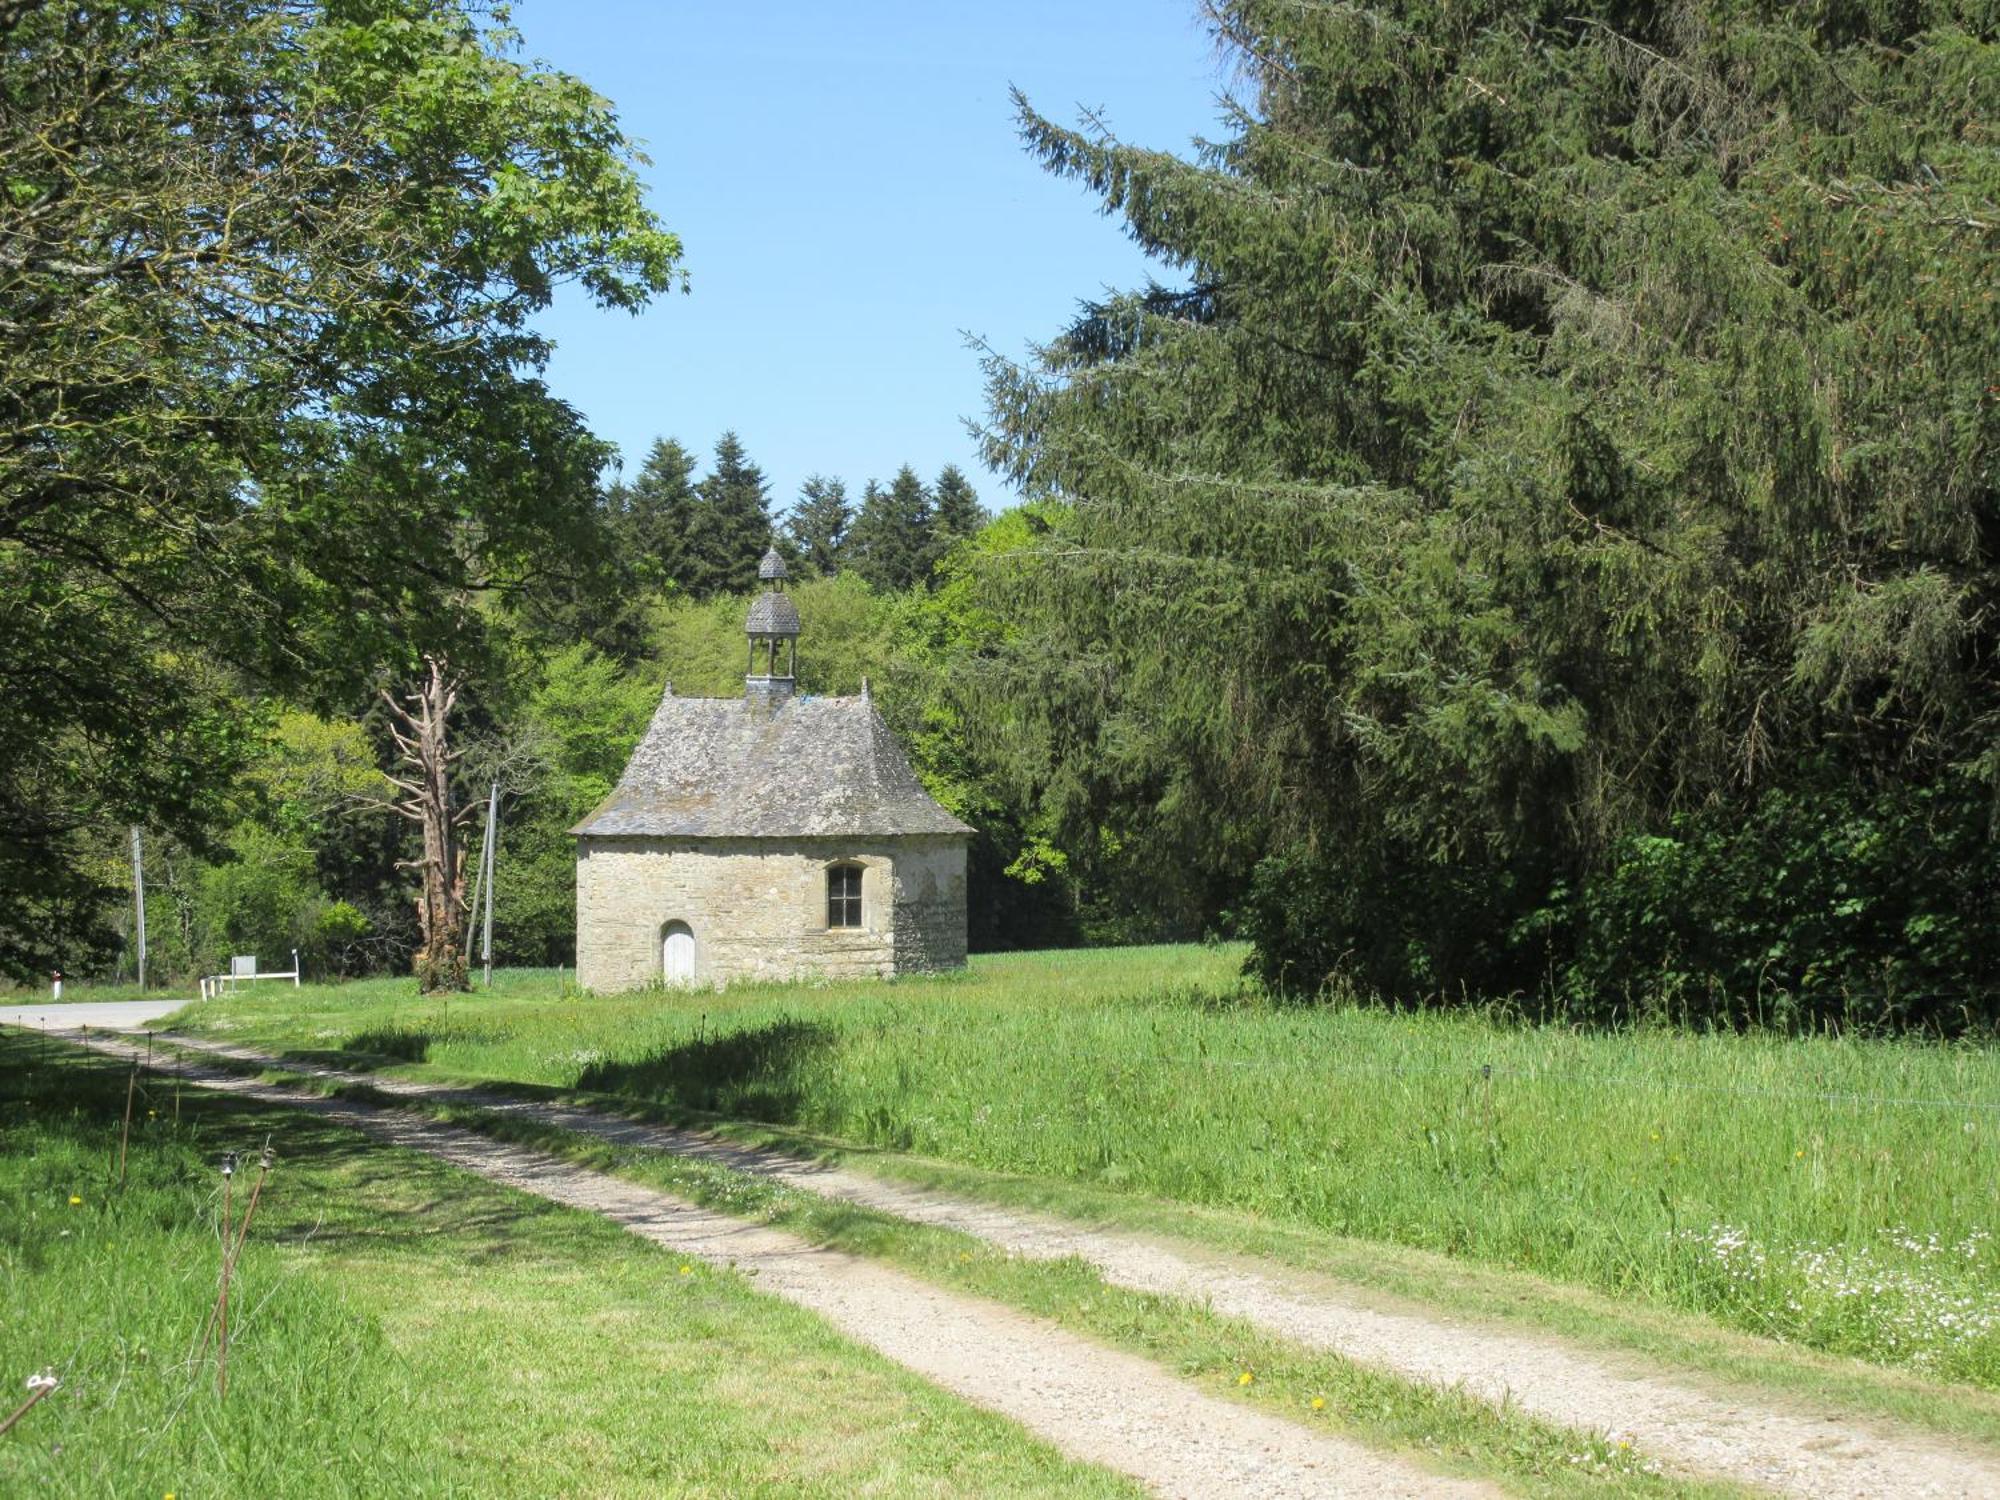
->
[571,548,971,991]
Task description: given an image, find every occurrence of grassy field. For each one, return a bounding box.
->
[163,946,2000,1389]
[0,1031,1138,1498]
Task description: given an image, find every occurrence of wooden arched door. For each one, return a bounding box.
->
[662,921,695,984]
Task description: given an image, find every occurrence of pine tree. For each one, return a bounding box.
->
[787,473,853,575]
[931,465,985,539]
[846,479,887,582]
[847,465,934,591]
[613,437,698,588]
[684,431,772,596]
[923,463,987,577]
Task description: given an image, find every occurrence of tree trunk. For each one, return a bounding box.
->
[381,656,471,994]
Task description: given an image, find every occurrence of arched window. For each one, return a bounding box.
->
[827,864,863,929]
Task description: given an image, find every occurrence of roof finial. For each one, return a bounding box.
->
[758,546,787,582]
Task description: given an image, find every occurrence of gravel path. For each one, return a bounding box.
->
[0,999,186,1030]
[46,1026,1489,1500]
[99,1029,2000,1499]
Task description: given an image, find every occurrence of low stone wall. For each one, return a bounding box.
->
[575,833,966,993]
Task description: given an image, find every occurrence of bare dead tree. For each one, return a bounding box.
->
[379,656,477,993]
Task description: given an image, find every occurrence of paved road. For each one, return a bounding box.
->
[0,998,189,1031]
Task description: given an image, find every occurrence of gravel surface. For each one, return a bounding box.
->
[0,999,186,1030]
[94,1029,2000,1499]
[51,1028,1491,1500]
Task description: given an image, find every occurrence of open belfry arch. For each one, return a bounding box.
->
[572,548,971,991]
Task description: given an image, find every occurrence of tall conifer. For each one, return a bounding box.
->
[614,437,698,588]
[685,431,771,596]
[848,465,935,591]
[978,1,2000,1021]
[925,464,988,576]
[787,474,853,575]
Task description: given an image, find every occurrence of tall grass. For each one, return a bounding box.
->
[0,1032,1141,1497]
[177,946,2000,1387]
[0,1040,447,1494]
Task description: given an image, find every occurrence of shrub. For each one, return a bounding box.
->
[1244,775,1999,1034]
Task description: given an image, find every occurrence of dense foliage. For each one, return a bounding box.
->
[51,421,1032,981]
[0,0,681,978]
[25,0,1993,1023]
[975,1,2000,1028]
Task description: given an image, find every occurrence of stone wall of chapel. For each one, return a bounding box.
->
[574,834,967,994]
[889,839,971,973]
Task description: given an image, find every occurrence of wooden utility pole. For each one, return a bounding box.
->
[380,656,474,993]
[480,781,498,988]
[130,826,147,990]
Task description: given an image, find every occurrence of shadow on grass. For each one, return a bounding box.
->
[575,1016,835,1123]
[341,1028,434,1063]
[0,1031,607,1270]
[250,1031,436,1075]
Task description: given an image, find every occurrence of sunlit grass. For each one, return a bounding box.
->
[170,945,2000,1387]
[0,1033,1138,1498]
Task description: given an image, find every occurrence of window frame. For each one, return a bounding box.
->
[826,862,864,930]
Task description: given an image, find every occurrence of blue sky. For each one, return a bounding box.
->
[522,2,1226,513]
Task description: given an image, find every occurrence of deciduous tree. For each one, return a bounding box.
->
[0,0,681,978]
[379,658,474,994]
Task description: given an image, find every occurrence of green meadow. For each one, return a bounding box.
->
[165,945,2000,1390]
[0,1032,1135,1498]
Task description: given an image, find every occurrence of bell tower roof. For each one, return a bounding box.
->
[745,592,800,638]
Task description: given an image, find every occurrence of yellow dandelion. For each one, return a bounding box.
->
[678,1265,692,1276]
[1795,1149,1805,1158]
[68,1194,81,1206]
[1311,1396,1326,1411]
[1237,1371,1254,1386]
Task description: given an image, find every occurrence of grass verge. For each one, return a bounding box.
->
[164,947,2000,1389]
[147,1030,2000,1456]
[164,1047,1754,1499]
[0,1031,1139,1498]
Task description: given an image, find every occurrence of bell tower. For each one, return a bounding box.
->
[744,547,799,708]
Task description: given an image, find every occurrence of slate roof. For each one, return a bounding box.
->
[572,688,973,840]
[745,591,800,636]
